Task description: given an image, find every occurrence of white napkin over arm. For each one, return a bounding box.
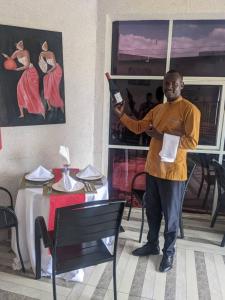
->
[159,133,180,162]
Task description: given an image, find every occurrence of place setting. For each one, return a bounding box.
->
[22,165,55,188]
[75,164,106,187]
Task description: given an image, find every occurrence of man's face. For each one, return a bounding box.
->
[163,73,184,102]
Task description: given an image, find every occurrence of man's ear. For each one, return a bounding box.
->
[181,81,184,90]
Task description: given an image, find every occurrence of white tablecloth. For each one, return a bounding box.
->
[11,182,108,281]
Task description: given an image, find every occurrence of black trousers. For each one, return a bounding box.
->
[145,175,185,257]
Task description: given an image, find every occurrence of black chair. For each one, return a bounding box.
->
[210,160,225,247]
[0,186,13,209]
[127,172,147,243]
[35,199,125,300]
[197,154,216,209]
[0,187,25,272]
[179,158,196,239]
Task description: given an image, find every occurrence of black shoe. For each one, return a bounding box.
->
[159,255,174,272]
[132,243,160,256]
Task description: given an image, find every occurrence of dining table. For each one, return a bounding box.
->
[11,169,109,281]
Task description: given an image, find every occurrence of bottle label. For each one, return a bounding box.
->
[114,92,123,104]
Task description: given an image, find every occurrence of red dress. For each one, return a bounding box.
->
[43,63,64,108]
[17,66,45,115]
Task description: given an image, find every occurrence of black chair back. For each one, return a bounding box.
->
[210,160,225,246]
[54,200,124,248]
[0,187,13,209]
[0,207,17,229]
[186,158,196,190]
[0,206,25,272]
[212,160,225,198]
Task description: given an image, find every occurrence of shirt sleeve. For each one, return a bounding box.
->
[179,106,201,149]
[120,109,154,134]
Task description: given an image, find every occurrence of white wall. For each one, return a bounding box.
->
[0,0,97,199]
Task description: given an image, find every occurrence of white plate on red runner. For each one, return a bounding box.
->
[52,181,84,193]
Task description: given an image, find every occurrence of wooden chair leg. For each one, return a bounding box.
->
[139,205,145,243]
[15,225,25,273]
[113,257,117,300]
[221,233,225,247]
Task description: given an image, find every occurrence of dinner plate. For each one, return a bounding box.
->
[52,181,84,193]
[25,173,55,182]
[76,173,103,181]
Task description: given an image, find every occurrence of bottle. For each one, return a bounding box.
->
[105,72,124,106]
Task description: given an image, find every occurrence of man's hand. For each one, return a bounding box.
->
[145,125,163,140]
[114,102,125,118]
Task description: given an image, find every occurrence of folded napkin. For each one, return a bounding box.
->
[27,165,52,180]
[159,133,180,162]
[58,173,79,191]
[59,145,71,165]
[78,164,102,179]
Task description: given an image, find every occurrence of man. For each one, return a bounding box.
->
[138,92,156,119]
[114,70,201,272]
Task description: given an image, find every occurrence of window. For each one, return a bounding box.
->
[111,21,169,75]
[171,20,225,77]
[182,85,222,146]
[108,148,147,201]
[109,79,163,146]
[107,19,225,208]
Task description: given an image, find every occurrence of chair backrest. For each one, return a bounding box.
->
[53,200,125,249]
[211,160,225,198]
[198,154,215,178]
[131,171,148,192]
[0,207,17,229]
[0,187,13,209]
[182,158,196,201]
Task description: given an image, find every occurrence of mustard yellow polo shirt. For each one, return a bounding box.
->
[120,96,201,181]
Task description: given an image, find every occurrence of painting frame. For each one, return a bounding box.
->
[0,24,65,127]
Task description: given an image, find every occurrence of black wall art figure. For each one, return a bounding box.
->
[0,24,65,127]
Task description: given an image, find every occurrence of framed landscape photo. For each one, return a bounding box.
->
[0,24,65,127]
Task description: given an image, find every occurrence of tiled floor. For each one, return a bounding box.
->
[0,208,225,300]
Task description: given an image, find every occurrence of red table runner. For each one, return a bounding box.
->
[48,168,85,230]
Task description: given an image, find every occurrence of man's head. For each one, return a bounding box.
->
[163,70,184,102]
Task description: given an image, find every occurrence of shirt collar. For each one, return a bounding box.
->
[167,95,183,104]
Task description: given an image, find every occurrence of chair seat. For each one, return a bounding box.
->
[55,240,113,275]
